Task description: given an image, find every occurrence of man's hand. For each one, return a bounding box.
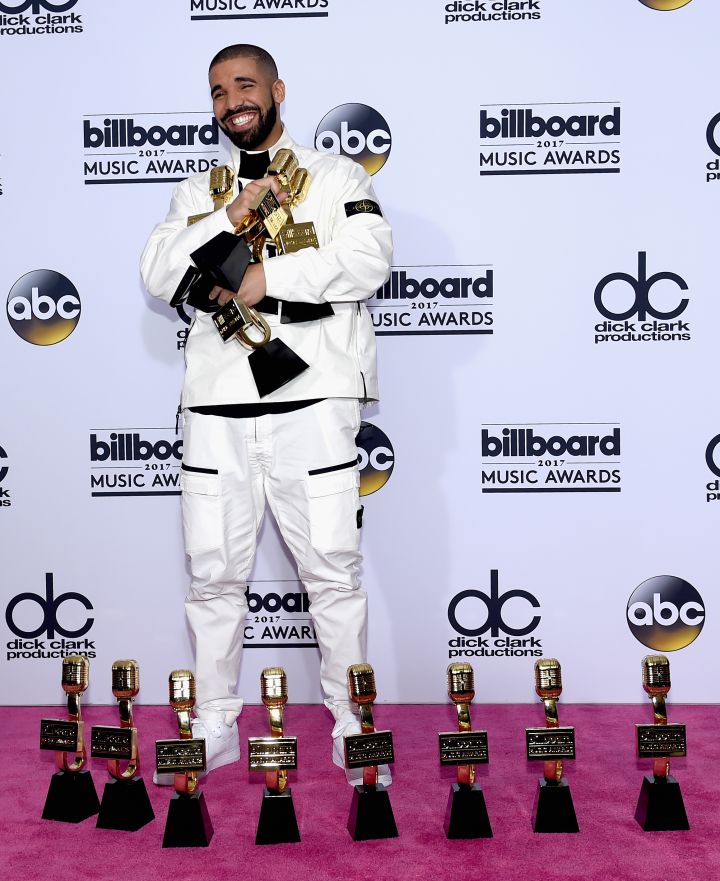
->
[209,263,267,308]
[225,175,286,226]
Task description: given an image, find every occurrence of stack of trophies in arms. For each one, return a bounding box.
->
[38,655,689,846]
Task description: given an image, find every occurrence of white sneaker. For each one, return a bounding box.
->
[153,718,240,786]
[331,715,392,788]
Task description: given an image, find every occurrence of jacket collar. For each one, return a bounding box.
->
[229,126,298,180]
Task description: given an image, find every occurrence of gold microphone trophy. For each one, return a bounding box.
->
[634,655,689,830]
[439,663,492,838]
[155,670,214,847]
[91,660,155,831]
[171,149,327,398]
[248,667,301,845]
[344,663,398,841]
[40,655,100,822]
[525,658,579,833]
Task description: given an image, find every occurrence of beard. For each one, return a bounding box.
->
[219,100,278,150]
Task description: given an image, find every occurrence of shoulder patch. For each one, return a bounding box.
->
[345,199,383,218]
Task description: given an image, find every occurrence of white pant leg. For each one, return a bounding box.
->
[261,399,367,720]
[181,410,264,726]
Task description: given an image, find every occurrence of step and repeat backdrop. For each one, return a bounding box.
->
[1,0,717,706]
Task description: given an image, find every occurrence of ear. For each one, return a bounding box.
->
[271,78,286,105]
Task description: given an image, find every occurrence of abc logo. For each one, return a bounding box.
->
[0,0,77,10]
[7,270,81,346]
[637,0,692,9]
[315,104,391,175]
[0,446,7,484]
[594,252,688,322]
[626,575,705,651]
[448,570,541,638]
[356,422,394,496]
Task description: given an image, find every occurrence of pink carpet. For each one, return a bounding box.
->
[3,704,718,881]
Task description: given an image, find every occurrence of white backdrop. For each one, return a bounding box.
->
[1,0,717,707]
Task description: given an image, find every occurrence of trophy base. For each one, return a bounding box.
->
[444,782,493,839]
[96,777,155,832]
[635,774,690,831]
[347,783,399,841]
[41,770,100,823]
[532,778,579,833]
[162,791,214,848]
[255,787,301,845]
[249,339,309,397]
[191,231,252,292]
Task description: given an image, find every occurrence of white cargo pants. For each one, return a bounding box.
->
[180,398,366,726]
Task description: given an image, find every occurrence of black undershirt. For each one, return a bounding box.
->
[189,400,323,418]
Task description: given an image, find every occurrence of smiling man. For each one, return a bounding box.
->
[140,44,392,785]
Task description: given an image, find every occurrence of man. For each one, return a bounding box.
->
[140,44,392,785]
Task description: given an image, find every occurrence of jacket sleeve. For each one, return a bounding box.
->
[139,179,236,305]
[261,158,392,305]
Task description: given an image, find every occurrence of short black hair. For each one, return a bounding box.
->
[209,44,278,80]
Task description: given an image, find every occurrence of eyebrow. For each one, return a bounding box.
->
[210,75,257,96]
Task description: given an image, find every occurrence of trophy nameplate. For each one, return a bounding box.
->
[248,736,298,771]
[344,731,395,769]
[40,719,82,753]
[277,221,319,253]
[636,723,687,759]
[526,726,576,761]
[245,188,287,240]
[439,731,489,766]
[155,739,207,774]
[91,726,134,761]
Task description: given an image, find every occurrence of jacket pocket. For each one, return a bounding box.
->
[181,472,222,553]
[307,467,360,553]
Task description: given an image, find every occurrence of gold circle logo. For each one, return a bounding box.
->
[638,0,693,10]
[6,269,81,346]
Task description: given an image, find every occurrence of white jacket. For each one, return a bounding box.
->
[140,128,392,406]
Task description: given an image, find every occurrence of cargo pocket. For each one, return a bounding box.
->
[180,471,222,553]
[307,467,360,553]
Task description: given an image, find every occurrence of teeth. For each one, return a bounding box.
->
[231,113,254,126]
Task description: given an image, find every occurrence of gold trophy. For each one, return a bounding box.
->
[439,663,492,838]
[91,660,154,831]
[172,148,328,397]
[187,164,236,226]
[525,658,578,832]
[155,670,213,847]
[634,655,689,830]
[40,655,100,822]
[344,663,398,840]
[248,667,300,844]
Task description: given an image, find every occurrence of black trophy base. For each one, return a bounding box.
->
[255,787,301,845]
[635,774,690,831]
[532,778,579,833]
[249,339,309,397]
[96,777,155,831]
[444,782,493,839]
[42,770,100,823]
[347,783,398,841]
[162,791,214,848]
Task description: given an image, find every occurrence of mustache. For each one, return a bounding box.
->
[221,105,260,124]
